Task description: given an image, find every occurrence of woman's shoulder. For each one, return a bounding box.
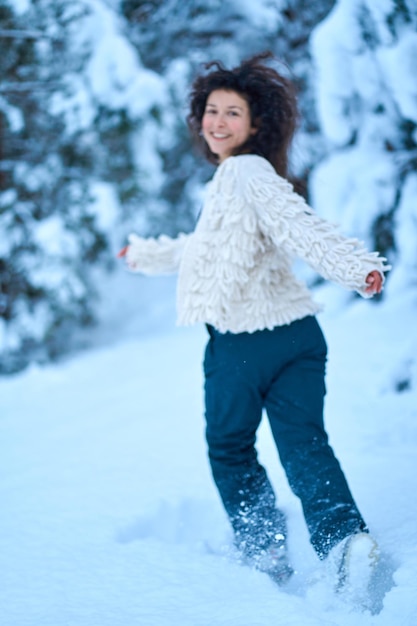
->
[220,153,275,174]
[216,155,292,199]
[213,154,278,188]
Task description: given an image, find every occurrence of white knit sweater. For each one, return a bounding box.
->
[126,154,390,333]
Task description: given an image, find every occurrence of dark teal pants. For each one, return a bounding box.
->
[204,316,366,559]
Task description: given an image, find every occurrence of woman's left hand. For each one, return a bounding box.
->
[365,270,383,295]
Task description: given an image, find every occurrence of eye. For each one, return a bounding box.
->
[205,108,217,115]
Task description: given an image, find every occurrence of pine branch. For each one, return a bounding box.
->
[0,82,61,93]
[0,29,57,40]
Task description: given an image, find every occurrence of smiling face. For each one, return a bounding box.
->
[201,89,257,162]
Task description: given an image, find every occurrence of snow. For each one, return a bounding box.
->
[231,0,284,32]
[385,173,417,293]
[9,0,30,16]
[309,147,396,244]
[33,216,78,257]
[49,0,168,134]
[0,95,24,133]
[1,271,417,625]
[89,181,120,234]
[310,0,363,145]
[310,0,417,146]
[376,32,417,123]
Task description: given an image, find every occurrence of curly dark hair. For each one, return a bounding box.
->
[187,52,299,177]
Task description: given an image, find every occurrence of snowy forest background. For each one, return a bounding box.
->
[1,0,416,375]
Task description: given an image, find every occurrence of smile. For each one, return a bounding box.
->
[212,133,230,139]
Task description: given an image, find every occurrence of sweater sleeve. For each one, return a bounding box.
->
[125,232,190,275]
[238,156,391,296]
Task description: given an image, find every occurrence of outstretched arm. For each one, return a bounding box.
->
[118,232,190,275]
[236,156,390,297]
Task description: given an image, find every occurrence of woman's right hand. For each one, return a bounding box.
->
[117,244,140,271]
[117,246,128,258]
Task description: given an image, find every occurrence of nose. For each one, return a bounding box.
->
[214,113,227,128]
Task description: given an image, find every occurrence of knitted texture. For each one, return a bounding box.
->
[126,155,390,333]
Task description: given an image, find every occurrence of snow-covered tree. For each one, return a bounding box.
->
[0,1,106,373]
[0,0,167,373]
[309,0,417,295]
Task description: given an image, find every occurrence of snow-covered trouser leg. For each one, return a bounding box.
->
[203,317,367,561]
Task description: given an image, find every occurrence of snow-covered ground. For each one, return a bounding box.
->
[1,272,417,625]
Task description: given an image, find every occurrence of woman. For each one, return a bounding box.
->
[119,53,389,592]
